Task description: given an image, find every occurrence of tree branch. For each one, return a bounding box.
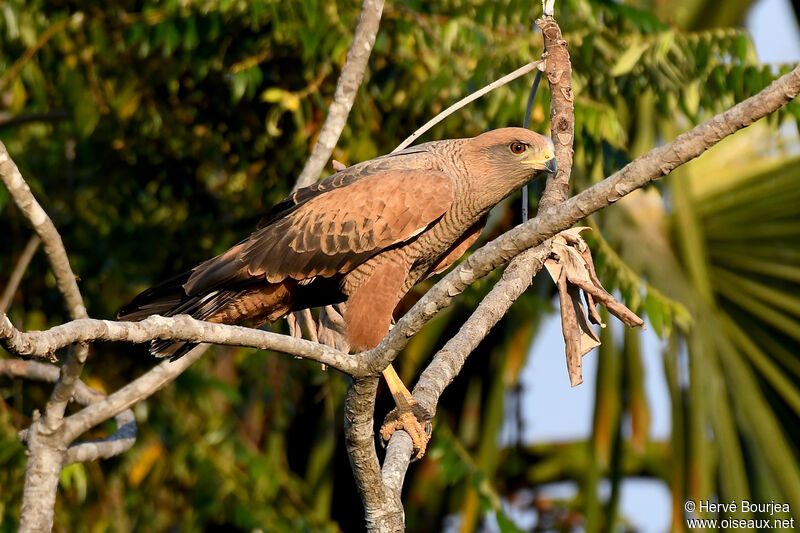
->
[412,244,551,416]
[0,235,40,314]
[0,135,93,532]
[2,61,797,386]
[344,376,404,532]
[2,57,797,533]
[0,144,86,320]
[0,139,92,436]
[381,431,413,497]
[0,359,137,468]
[0,359,98,405]
[61,344,209,443]
[0,314,357,375]
[536,14,574,210]
[400,11,577,419]
[392,60,544,153]
[292,0,384,190]
[63,408,136,466]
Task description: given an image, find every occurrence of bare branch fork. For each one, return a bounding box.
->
[0,360,136,466]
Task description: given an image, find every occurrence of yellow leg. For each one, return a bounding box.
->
[380,364,432,458]
[381,364,415,410]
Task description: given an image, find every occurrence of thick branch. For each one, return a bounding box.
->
[381,431,413,497]
[344,376,404,532]
[0,313,357,375]
[293,0,384,190]
[536,15,574,209]
[18,415,63,533]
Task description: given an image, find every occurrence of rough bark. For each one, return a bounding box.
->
[536,15,574,210]
[18,417,64,533]
[344,377,404,532]
[0,314,356,374]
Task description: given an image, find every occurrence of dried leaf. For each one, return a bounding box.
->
[555,267,584,387]
[544,229,644,387]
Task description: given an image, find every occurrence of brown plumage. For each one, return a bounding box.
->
[119,127,556,358]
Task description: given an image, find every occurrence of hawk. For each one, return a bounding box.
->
[119,127,556,456]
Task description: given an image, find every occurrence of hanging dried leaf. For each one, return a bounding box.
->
[545,228,645,386]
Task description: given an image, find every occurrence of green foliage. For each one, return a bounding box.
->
[1,0,799,531]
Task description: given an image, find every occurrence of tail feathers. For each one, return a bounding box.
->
[118,271,193,321]
[150,339,199,361]
[119,270,239,360]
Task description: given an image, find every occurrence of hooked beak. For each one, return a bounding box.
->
[522,153,557,174]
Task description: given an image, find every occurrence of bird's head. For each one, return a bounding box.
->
[461,127,556,203]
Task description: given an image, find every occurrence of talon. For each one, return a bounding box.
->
[380,402,432,460]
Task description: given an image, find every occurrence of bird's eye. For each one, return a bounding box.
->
[509,141,527,154]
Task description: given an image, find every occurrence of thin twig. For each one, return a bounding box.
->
[0,110,70,128]
[0,235,40,313]
[392,60,545,153]
[0,14,83,93]
[293,0,385,190]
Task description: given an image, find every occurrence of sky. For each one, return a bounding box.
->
[502,1,800,532]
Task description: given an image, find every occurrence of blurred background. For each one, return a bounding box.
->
[1,0,799,531]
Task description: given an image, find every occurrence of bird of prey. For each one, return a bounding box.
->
[119,127,556,457]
